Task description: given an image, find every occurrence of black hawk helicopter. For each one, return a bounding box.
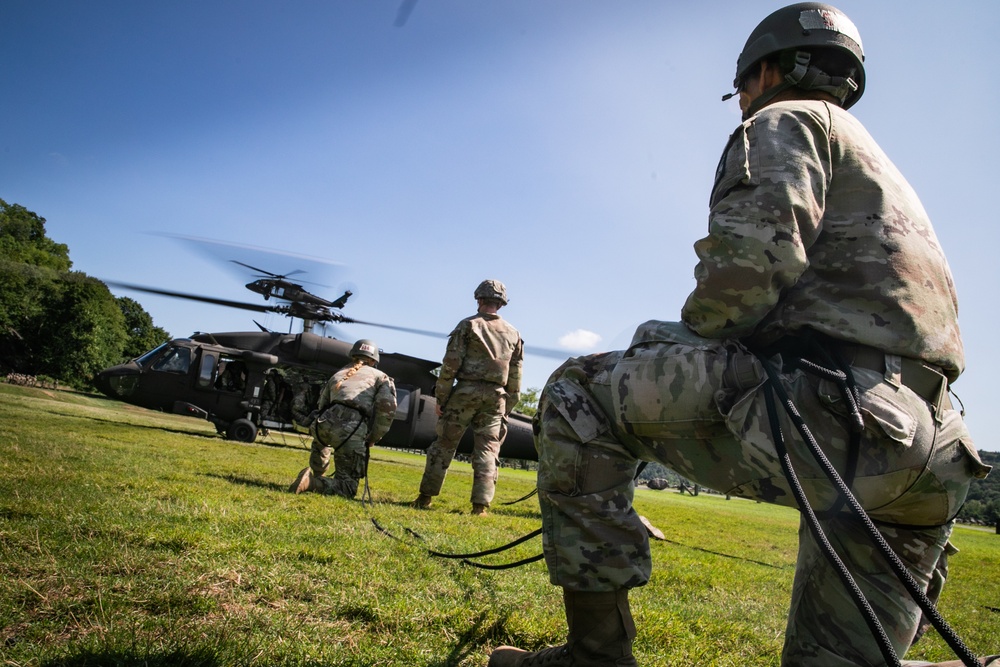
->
[97,266,563,462]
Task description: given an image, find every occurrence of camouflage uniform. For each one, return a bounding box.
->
[535,101,991,666]
[419,311,524,506]
[305,362,397,499]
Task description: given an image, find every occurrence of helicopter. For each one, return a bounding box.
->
[235,260,353,311]
[97,266,563,462]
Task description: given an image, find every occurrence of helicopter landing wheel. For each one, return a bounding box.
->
[226,418,258,443]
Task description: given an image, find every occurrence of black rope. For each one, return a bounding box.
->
[371,517,543,570]
[757,353,979,667]
[761,377,900,667]
[501,487,538,505]
[360,447,373,507]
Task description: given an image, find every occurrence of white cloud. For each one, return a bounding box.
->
[558,329,603,351]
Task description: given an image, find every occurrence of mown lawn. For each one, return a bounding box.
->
[1,383,997,666]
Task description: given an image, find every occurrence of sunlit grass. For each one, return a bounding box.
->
[1,383,997,666]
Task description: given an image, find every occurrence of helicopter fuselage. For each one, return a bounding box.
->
[95,331,537,460]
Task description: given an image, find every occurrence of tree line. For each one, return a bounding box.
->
[962,450,1000,527]
[0,198,169,390]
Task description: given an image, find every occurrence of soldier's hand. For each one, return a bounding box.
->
[435,404,443,418]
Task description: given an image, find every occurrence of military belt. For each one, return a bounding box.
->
[328,401,369,421]
[456,378,503,386]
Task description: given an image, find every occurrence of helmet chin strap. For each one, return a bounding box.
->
[728,50,860,120]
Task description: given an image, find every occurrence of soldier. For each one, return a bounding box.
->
[489,4,994,667]
[413,279,524,516]
[289,339,396,499]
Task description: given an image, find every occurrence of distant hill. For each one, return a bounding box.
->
[961,450,1000,526]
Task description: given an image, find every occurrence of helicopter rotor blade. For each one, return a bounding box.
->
[343,318,450,340]
[344,317,570,360]
[229,260,306,281]
[106,281,277,314]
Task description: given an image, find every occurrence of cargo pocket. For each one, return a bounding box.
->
[545,376,609,445]
[537,375,612,497]
[610,321,730,438]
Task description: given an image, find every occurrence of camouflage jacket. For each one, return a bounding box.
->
[436,313,524,407]
[317,364,397,444]
[681,100,964,381]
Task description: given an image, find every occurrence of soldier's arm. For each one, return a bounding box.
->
[504,335,524,414]
[435,321,467,407]
[682,106,829,339]
[367,376,398,445]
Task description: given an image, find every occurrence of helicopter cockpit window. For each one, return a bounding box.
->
[136,343,169,367]
[152,346,192,374]
[197,352,218,389]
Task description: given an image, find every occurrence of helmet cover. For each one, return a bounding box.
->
[474,279,508,306]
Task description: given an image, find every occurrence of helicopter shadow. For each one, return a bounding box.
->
[34,406,221,440]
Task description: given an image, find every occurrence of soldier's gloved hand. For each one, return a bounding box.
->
[505,392,519,415]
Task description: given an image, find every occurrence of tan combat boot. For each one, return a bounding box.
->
[471,503,489,516]
[288,468,318,494]
[489,589,638,667]
[412,493,433,509]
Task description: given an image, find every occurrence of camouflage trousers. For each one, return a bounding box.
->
[308,435,367,499]
[536,320,985,666]
[419,380,506,506]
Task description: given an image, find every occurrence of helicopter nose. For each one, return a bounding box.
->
[95,364,141,398]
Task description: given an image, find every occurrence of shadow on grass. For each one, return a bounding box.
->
[41,648,220,667]
[426,610,511,667]
[202,472,287,493]
[33,406,220,440]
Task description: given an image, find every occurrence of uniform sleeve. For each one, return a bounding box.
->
[368,374,397,443]
[504,334,524,412]
[681,105,831,339]
[435,320,467,407]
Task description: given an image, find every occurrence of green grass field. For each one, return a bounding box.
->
[1,383,997,666]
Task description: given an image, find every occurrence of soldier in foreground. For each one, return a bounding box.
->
[289,339,396,499]
[413,280,524,516]
[489,4,994,666]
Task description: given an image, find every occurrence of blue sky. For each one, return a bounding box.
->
[2,1,998,449]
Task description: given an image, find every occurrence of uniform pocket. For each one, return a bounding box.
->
[610,321,730,438]
[816,370,916,449]
[544,376,609,444]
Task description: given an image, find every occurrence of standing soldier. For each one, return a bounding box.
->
[489,4,994,667]
[413,279,524,516]
[289,339,396,499]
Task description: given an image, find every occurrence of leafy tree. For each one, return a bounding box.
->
[32,272,128,384]
[1,197,168,388]
[0,201,68,345]
[0,199,70,270]
[514,387,540,417]
[117,296,170,359]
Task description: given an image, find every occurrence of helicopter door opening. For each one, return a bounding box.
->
[213,355,248,393]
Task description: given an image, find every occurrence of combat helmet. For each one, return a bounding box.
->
[728,3,865,114]
[474,279,508,306]
[350,339,380,364]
